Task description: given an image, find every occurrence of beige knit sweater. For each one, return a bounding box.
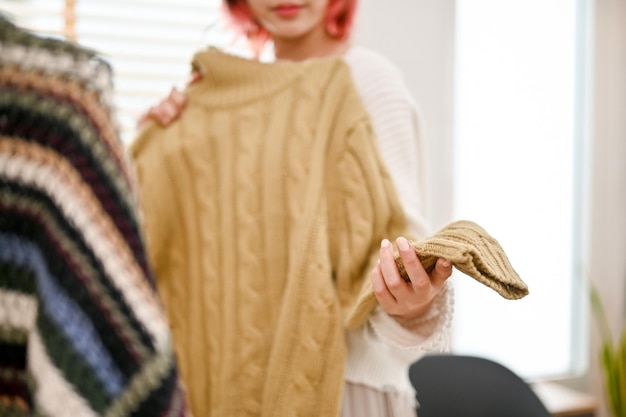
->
[130,48,410,417]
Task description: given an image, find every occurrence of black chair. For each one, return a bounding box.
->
[409,354,552,417]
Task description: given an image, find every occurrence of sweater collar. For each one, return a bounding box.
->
[188,47,327,107]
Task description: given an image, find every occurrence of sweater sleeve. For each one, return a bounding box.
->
[325,109,454,396]
[343,47,454,348]
[325,110,409,330]
[331,52,455,397]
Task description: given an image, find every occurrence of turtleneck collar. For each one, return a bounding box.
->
[187,47,336,107]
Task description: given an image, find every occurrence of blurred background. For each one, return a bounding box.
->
[1,1,623,416]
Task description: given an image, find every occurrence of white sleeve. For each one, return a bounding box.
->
[344,282,453,395]
[369,90,431,240]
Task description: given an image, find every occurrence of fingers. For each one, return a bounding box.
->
[372,238,415,316]
[431,257,453,289]
[396,236,429,288]
[395,236,452,291]
[157,88,186,125]
[139,87,187,127]
[159,98,178,124]
[138,72,199,129]
[169,87,186,109]
[187,70,201,86]
[379,239,413,298]
[372,236,453,321]
[371,261,397,307]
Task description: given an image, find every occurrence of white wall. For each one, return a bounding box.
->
[354,1,626,416]
[584,0,626,415]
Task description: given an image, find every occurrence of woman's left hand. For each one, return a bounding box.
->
[372,236,452,321]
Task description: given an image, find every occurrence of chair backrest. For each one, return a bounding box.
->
[409,354,552,417]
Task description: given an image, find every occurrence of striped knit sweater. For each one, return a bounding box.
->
[0,16,189,417]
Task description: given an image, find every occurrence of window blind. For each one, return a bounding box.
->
[0,0,246,143]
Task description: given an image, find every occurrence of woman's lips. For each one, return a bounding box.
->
[274,4,302,18]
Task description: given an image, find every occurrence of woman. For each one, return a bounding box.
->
[132,1,453,416]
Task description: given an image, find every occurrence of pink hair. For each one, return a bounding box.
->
[223,0,358,55]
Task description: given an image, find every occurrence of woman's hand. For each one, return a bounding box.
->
[137,70,201,128]
[372,236,452,321]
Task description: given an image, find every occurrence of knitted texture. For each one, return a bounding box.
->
[0,16,189,417]
[394,220,528,300]
[131,47,409,417]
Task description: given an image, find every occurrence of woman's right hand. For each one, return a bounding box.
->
[137,70,201,127]
[372,236,451,322]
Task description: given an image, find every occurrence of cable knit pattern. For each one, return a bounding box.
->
[0,16,188,417]
[130,47,411,417]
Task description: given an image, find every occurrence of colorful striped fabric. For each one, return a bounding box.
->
[0,16,189,417]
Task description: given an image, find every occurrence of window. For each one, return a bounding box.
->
[451,0,591,380]
[0,0,242,142]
